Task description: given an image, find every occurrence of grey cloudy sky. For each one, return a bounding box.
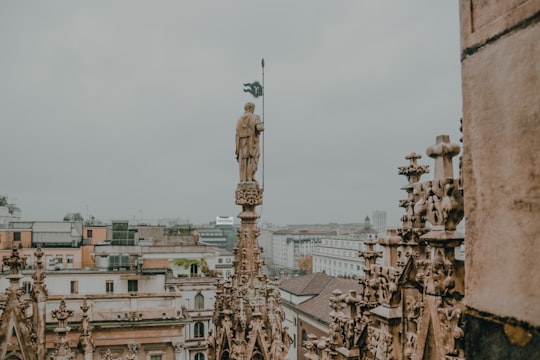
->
[0,1,463,227]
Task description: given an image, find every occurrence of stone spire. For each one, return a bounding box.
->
[209,104,291,360]
[78,298,94,360]
[0,247,38,360]
[50,299,75,360]
[31,247,48,359]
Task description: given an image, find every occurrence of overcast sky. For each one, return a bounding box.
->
[0,2,463,227]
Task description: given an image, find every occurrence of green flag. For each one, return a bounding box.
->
[243,81,263,98]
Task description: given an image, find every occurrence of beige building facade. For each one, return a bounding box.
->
[0,221,225,359]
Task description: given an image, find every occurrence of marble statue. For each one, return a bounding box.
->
[235,102,264,182]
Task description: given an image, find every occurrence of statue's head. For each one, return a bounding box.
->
[244,102,255,113]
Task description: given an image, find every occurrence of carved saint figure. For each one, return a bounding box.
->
[235,102,264,182]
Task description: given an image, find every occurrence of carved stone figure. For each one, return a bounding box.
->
[235,102,264,182]
[207,329,216,359]
[270,332,285,360]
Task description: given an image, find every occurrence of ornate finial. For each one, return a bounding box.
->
[399,152,430,184]
[419,136,464,230]
[5,246,26,275]
[79,298,95,354]
[426,134,460,179]
[50,299,75,358]
[81,298,89,313]
[52,299,73,332]
[31,247,48,301]
[101,349,114,360]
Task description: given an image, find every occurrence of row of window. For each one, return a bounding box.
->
[26,281,209,315]
[216,257,232,264]
[60,279,140,295]
[314,248,359,257]
[314,258,363,268]
[2,255,76,271]
[104,279,138,294]
[140,353,205,360]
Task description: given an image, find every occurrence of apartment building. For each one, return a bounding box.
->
[271,230,326,274]
[312,234,381,278]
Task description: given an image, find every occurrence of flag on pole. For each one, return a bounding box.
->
[243,81,263,98]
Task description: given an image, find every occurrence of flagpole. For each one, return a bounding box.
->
[261,58,265,190]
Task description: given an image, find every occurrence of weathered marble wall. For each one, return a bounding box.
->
[460,0,540,358]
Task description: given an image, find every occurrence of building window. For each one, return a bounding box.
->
[55,255,63,269]
[194,293,204,309]
[190,263,198,276]
[13,232,21,241]
[66,255,74,269]
[46,256,53,270]
[194,353,205,360]
[22,281,31,294]
[106,280,114,294]
[87,229,93,238]
[128,280,138,293]
[194,321,205,338]
[70,280,78,294]
[149,356,162,360]
[302,330,308,346]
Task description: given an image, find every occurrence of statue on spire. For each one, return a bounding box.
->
[236,102,264,182]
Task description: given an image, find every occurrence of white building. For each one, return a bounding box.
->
[271,230,326,273]
[93,242,234,279]
[312,234,381,278]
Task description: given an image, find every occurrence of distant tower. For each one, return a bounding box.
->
[372,210,387,234]
[209,103,291,360]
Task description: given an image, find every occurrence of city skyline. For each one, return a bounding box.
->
[0,2,462,227]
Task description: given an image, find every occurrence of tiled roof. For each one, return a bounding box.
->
[279,273,333,296]
[297,277,363,324]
